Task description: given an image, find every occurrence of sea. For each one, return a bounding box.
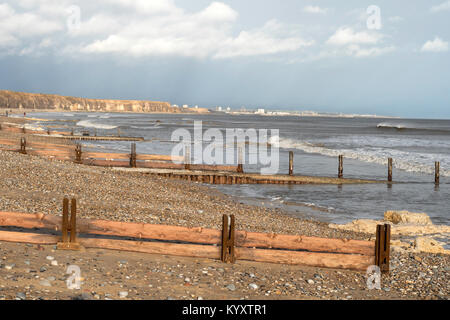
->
[21,111,450,227]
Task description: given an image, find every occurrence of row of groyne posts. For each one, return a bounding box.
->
[287,151,441,184]
[17,137,442,183]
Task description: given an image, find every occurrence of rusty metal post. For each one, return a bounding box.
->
[375,224,391,273]
[435,162,440,185]
[20,137,27,154]
[130,143,136,168]
[388,158,393,182]
[338,155,343,178]
[289,151,294,176]
[47,128,50,135]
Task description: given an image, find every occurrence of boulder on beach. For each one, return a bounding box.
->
[329,210,450,255]
[414,237,449,255]
[384,210,432,225]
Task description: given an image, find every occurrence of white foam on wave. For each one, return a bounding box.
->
[270,136,450,177]
[76,120,117,130]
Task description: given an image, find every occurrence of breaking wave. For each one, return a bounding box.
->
[270,135,450,177]
[76,120,117,130]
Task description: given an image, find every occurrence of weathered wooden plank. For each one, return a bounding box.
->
[0,211,374,255]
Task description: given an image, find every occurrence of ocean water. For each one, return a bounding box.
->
[26,111,450,226]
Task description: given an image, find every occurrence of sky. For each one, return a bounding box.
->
[0,0,449,118]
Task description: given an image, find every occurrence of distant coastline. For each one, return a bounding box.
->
[0,90,208,114]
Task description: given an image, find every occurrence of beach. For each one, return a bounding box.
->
[0,137,449,300]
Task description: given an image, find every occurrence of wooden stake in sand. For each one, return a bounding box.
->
[57,198,81,250]
[221,214,236,263]
[237,145,244,173]
[289,151,294,176]
[388,158,393,182]
[130,143,137,168]
[435,161,440,185]
[184,144,191,170]
[338,155,344,178]
[375,224,391,273]
[20,137,27,154]
[75,144,82,164]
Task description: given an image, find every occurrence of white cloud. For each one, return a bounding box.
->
[430,1,450,13]
[327,27,383,46]
[421,37,449,52]
[303,6,327,14]
[0,0,311,60]
[79,2,310,59]
[345,44,395,58]
[321,26,393,59]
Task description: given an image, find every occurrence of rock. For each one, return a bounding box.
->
[5,264,14,270]
[72,293,92,300]
[51,260,58,266]
[47,276,56,281]
[16,292,26,300]
[385,211,432,225]
[184,278,191,283]
[249,283,259,290]
[414,237,449,255]
[119,291,128,298]
[24,260,30,266]
[307,279,314,285]
[226,284,236,291]
[46,256,54,261]
[39,279,51,287]
[40,266,47,272]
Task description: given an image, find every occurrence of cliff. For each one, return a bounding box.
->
[0,90,181,113]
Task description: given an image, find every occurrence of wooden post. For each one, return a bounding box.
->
[237,145,244,173]
[184,144,191,170]
[70,198,77,243]
[221,214,236,263]
[375,224,391,273]
[435,162,440,185]
[71,128,74,136]
[117,128,121,137]
[47,128,50,135]
[58,198,81,250]
[130,143,136,168]
[289,151,294,176]
[61,198,69,243]
[387,158,393,182]
[75,144,82,164]
[20,137,27,154]
[338,155,343,178]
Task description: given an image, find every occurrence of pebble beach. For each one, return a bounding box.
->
[0,124,448,300]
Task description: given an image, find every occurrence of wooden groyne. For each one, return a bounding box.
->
[0,123,144,141]
[55,135,144,141]
[0,124,443,185]
[0,199,391,272]
[112,168,384,185]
